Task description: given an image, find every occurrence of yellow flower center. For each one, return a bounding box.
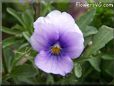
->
[51,44,61,55]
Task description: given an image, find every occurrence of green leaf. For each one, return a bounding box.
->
[25,8,34,23]
[102,60,114,77]
[7,8,26,28]
[101,54,114,60]
[83,26,98,37]
[22,31,31,42]
[46,74,54,84]
[57,74,77,84]
[40,1,53,16]
[12,24,23,31]
[74,63,82,78]
[13,77,36,84]
[7,8,22,23]
[88,57,101,72]
[21,9,34,29]
[81,63,93,79]
[11,64,37,79]
[12,47,31,66]
[77,9,96,32]
[2,37,24,48]
[2,26,21,36]
[18,43,29,49]
[84,25,114,57]
[3,47,14,73]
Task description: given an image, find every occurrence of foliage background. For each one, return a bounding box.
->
[1,0,114,85]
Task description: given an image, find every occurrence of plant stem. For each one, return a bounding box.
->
[33,0,40,19]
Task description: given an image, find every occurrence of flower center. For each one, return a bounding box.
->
[51,44,61,55]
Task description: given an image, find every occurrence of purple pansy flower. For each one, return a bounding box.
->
[30,10,84,76]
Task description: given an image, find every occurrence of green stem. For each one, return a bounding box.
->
[2,50,8,74]
[33,0,40,19]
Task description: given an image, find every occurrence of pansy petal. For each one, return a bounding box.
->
[33,17,45,30]
[29,32,46,51]
[30,23,59,51]
[47,10,61,18]
[34,10,82,35]
[46,10,82,34]
[33,10,61,31]
[60,32,84,58]
[35,51,73,76]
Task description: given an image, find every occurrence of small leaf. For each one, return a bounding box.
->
[21,11,32,28]
[84,25,114,57]
[40,1,53,16]
[83,26,98,37]
[101,54,114,60]
[77,9,96,32]
[11,64,37,79]
[102,60,114,76]
[12,24,23,31]
[2,26,21,36]
[21,9,34,33]
[3,47,14,73]
[22,31,31,42]
[88,57,101,72]
[2,37,24,48]
[74,63,82,78]
[25,9,34,23]
[18,43,29,49]
[7,8,26,28]
[13,77,36,84]
[12,47,31,66]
